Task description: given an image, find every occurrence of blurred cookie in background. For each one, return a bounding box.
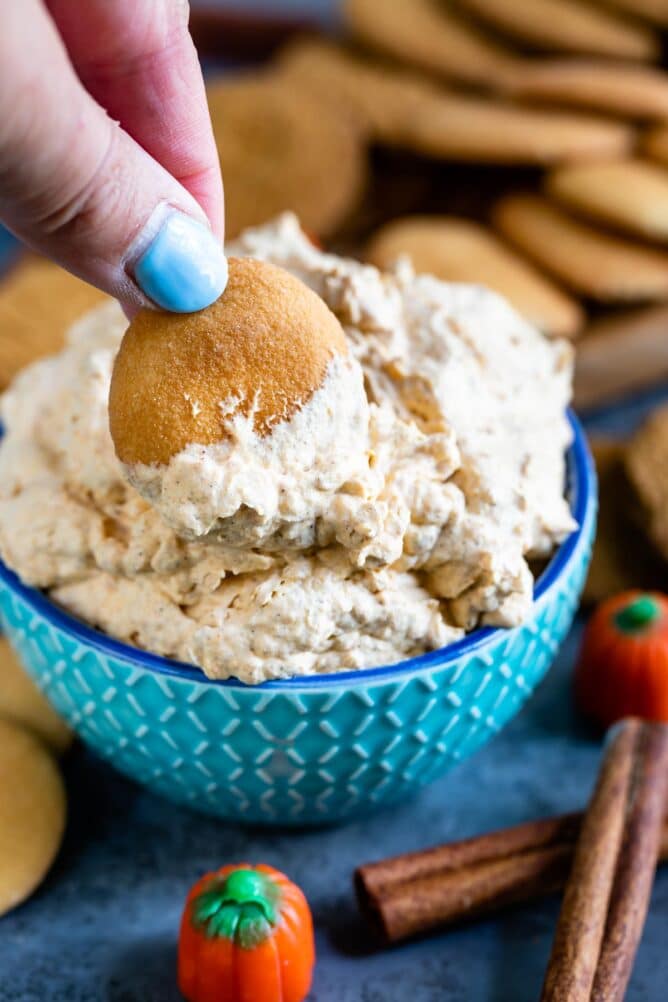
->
[343,0,516,89]
[505,60,668,120]
[546,159,668,242]
[453,0,659,59]
[494,194,668,302]
[644,123,668,167]
[0,717,66,918]
[278,40,634,165]
[0,257,107,390]
[366,215,583,337]
[207,73,368,239]
[398,90,633,165]
[277,39,439,143]
[345,0,668,121]
[291,20,668,125]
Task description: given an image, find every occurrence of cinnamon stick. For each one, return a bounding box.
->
[359,840,575,942]
[355,814,582,941]
[590,723,668,1001]
[356,743,668,945]
[541,720,640,1000]
[541,719,668,1002]
[358,812,581,900]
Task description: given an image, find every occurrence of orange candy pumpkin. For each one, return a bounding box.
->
[576,591,668,727]
[178,863,315,1002]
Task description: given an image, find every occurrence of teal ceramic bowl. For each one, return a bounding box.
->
[0,411,595,825]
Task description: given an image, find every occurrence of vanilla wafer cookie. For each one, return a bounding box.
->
[278,40,633,164]
[644,123,668,167]
[404,92,633,165]
[456,0,659,59]
[546,159,668,242]
[207,74,367,239]
[343,0,515,89]
[506,60,668,120]
[0,718,66,917]
[0,257,107,389]
[494,194,668,301]
[277,40,433,141]
[366,216,583,337]
[0,639,72,755]
[108,256,368,548]
[110,257,349,467]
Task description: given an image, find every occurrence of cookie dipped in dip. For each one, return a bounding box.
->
[0,215,574,682]
[109,257,370,551]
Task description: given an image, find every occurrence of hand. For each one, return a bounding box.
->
[0,0,227,313]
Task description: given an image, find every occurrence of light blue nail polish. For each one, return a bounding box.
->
[134,212,228,312]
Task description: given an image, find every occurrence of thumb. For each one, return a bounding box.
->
[0,0,227,313]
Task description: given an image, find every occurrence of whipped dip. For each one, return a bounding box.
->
[124,351,373,549]
[0,215,575,682]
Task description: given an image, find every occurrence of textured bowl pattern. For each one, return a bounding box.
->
[0,413,595,824]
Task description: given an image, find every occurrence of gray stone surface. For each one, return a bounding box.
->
[1,612,667,1001]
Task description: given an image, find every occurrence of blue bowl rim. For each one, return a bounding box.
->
[0,409,594,690]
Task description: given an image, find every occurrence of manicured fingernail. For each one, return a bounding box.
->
[133,211,228,312]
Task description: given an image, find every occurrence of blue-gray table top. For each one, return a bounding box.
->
[3,589,668,1002]
[1,3,668,982]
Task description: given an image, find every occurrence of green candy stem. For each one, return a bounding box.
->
[614,595,661,634]
[192,868,281,949]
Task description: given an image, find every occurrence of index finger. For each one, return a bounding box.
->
[46,0,224,239]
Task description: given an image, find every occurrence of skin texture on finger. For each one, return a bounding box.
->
[0,0,218,310]
[46,0,223,240]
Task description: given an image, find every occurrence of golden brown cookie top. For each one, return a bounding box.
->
[0,716,66,918]
[109,257,348,467]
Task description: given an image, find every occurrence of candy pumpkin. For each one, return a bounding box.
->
[575,591,668,727]
[178,863,315,1002]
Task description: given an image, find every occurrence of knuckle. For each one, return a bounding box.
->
[37,125,126,243]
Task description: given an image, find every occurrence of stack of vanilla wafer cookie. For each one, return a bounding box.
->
[271,0,668,409]
[194,0,668,407]
[4,0,668,399]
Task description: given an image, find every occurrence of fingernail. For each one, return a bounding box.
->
[133,211,228,312]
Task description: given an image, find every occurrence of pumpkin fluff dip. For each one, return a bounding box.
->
[0,215,575,683]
